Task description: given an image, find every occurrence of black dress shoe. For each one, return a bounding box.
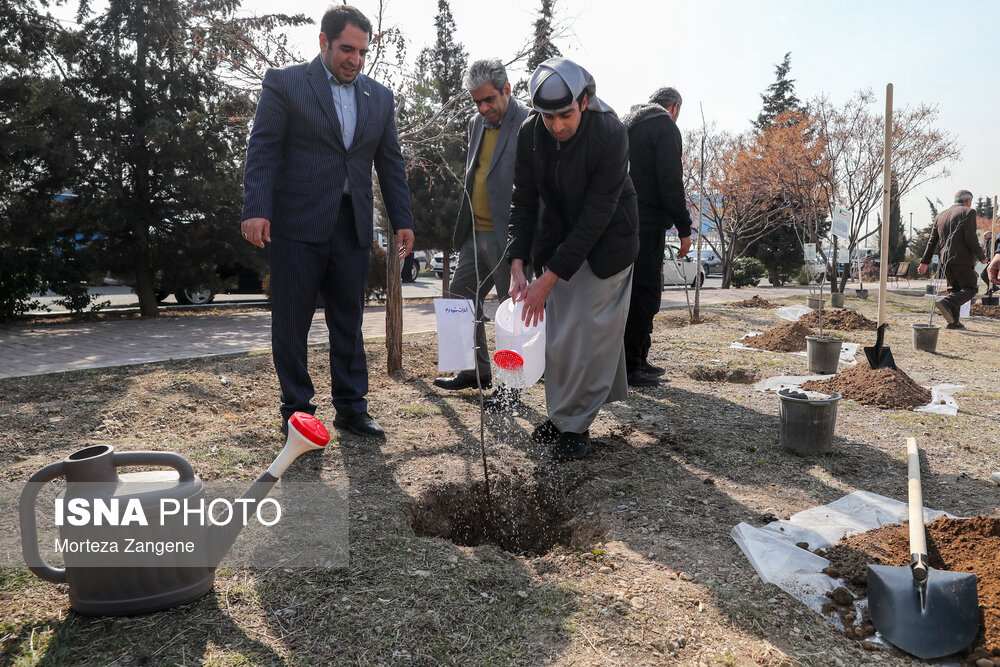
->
[946,322,966,330]
[639,361,666,376]
[531,420,560,444]
[433,371,492,391]
[627,369,661,387]
[552,430,591,461]
[483,385,522,413]
[333,411,385,438]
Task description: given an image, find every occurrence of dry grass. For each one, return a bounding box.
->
[3,290,1000,665]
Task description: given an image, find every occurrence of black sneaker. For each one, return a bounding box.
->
[639,361,666,376]
[552,430,591,461]
[627,369,661,387]
[531,420,560,444]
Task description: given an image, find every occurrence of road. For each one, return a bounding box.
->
[30,273,820,315]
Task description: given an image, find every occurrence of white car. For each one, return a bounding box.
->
[662,243,706,288]
[431,252,459,278]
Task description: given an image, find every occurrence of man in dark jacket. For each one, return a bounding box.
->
[507,58,639,461]
[918,190,985,329]
[621,87,693,386]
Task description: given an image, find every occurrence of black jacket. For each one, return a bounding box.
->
[507,109,639,280]
[621,103,692,236]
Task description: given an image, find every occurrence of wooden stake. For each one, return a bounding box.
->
[386,232,402,373]
[878,83,893,328]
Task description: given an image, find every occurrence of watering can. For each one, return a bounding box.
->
[493,298,545,388]
[18,412,328,616]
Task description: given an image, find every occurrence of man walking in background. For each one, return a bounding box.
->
[241,5,414,437]
[918,190,984,330]
[621,86,693,387]
[433,59,529,412]
[507,58,638,461]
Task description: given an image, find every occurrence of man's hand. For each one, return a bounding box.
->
[241,218,271,248]
[396,229,414,258]
[678,235,692,259]
[516,269,558,328]
[917,262,929,276]
[989,255,1000,285]
[508,259,528,301]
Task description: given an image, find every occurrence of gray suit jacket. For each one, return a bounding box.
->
[455,97,530,249]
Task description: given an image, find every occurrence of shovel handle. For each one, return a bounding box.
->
[907,437,928,580]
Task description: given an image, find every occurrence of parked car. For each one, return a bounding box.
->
[401,252,421,283]
[699,248,722,275]
[431,251,459,278]
[663,243,706,288]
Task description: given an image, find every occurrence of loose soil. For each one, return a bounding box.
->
[802,364,932,410]
[972,304,1000,319]
[687,365,760,384]
[4,289,1000,665]
[798,309,876,331]
[731,295,778,309]
[407,473,604,555]
[743,320,814,352]
[825,516,1000,659]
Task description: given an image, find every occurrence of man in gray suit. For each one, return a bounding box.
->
[241,5,414,437]
[433,59,530,412]
[918,189,985,329]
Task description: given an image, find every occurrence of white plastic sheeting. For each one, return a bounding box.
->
[730,491,953,631]
[752,374,963,416]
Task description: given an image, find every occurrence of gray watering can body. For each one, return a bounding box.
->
[19,428,318,615]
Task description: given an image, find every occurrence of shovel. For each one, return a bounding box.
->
[867,437,979,659]
[863,322,896,370]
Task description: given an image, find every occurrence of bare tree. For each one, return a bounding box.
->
[684,127,784,288]
[811,90,961,291]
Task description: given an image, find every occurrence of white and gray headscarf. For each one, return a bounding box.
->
[528,58,614,114]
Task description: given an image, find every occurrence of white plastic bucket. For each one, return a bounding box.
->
[493,299,546,388]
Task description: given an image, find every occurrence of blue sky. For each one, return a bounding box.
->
[246,0,1000,237]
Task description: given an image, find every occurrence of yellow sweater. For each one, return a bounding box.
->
[471,128,499,232]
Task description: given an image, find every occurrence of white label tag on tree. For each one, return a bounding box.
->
[434,298,476,372]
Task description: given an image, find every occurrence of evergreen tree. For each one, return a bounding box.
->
[515,0,562,97]
[975,196,994,219]
[754,53,803,130]
[403,0,469,293]
[909,197,938,258]
[745,52,805,285]
[0,0,98,318]
[887,176,907,263]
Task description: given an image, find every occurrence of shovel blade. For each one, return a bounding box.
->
[867,564,979,659]
[863,345,897,370]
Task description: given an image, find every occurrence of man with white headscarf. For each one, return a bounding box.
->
[507,58,639,462]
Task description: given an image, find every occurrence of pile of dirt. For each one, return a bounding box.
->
[798,309,876,331]
[824,516,1000,656]
[972,304,1000,319]
[731,295,778,309]
[802,364,931,409]
[743,321,814,352]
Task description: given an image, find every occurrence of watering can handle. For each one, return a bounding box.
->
[19,461,68,584]
[112,451,195,481]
